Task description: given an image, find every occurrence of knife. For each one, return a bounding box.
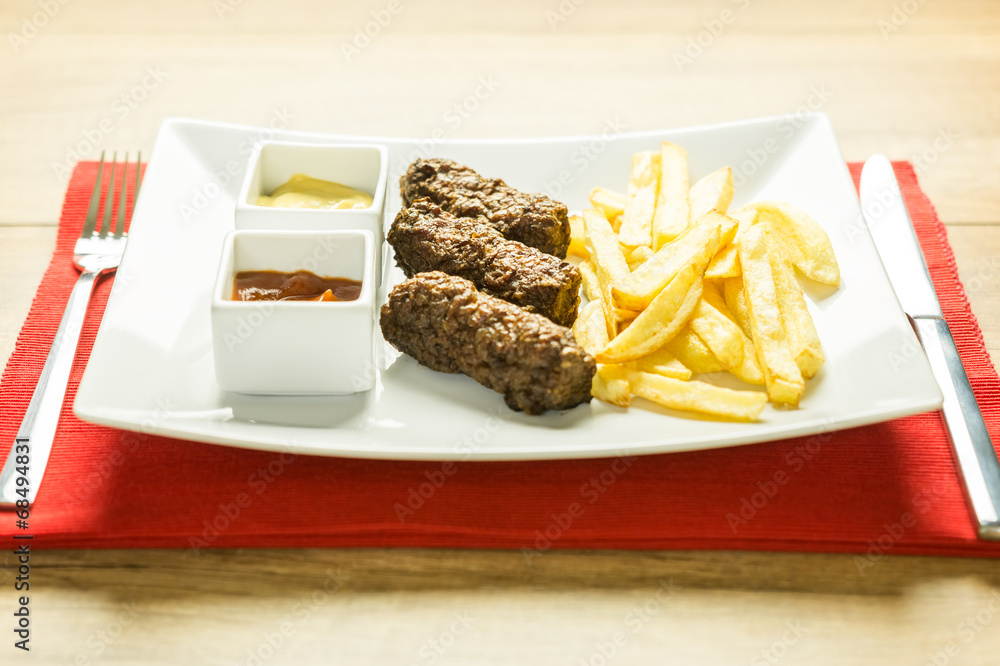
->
[861,154,1000,541]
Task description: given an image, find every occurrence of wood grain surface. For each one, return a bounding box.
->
[1,0,999,663]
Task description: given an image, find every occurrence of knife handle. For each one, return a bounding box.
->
[913,316,1000,540]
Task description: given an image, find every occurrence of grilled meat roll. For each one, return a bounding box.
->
[400,158,571,258]
[380,272,595,415]
[388,200,581,327]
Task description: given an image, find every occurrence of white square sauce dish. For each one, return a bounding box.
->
[211,229,376,395]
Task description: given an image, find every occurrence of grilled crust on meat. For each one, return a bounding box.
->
[388,200,581,327]
[380,272,595,415]
[400,158,571,258]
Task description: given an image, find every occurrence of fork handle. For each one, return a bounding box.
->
[0,270,99,507]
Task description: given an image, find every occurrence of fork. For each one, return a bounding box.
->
[0,151,142,507]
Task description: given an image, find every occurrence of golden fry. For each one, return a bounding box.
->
[750,201,840,287]
[626,245,654,271]
[619,151,660,248]
[701,281,764,385]
[597,275,703,364]
[571,300,608,357]
[705,205,755,279]
[630,346,692,381]
[769,238,825,379]
[689,166,734,221]
[722,275,752,339]
[738,224,805,406]
[567,214,589,259]
[579,260,599,302]
[688,296,743,370]
[593,364,631,407]
[583,209,631,340]
[589,186,627,221]
[665,327,725,374]
[628,371,768,421]
[613,212,725,311]
[651,142,690,249]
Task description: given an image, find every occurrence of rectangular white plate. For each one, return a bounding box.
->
[73,114,943,461]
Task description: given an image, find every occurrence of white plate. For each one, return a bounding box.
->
[73,114,943,461]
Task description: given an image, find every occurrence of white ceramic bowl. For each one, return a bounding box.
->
[235,140,388,280]
[211,230,376,395]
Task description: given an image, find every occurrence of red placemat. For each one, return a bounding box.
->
[2,160,1000,557]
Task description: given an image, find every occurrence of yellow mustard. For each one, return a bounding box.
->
[256,174,373,210]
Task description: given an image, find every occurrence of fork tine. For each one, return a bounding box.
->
[81,151,106,239]
[134,151,143,202]
[98,152,117,239]
[114,152,129,239]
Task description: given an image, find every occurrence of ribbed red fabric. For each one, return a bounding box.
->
[2,160,999,557]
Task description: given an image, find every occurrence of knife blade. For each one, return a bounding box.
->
[861,154,1000,540]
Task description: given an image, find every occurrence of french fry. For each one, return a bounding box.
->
[619,151,660,248]
[615,307,641,324]
[626,245,654,271]
[688,296,743,370]
[571,300,608,357]
[701,281,764,385]
[593,364,631,407]
[589,187,627,221]
[769,238,825,379]
[665,327,725,374]
[689,166,734,221]
[583,209,630,340]
[738,224,805,406]
[722,275,752,339]
[705,206,755,279]
[627,371,768,421]
[613,212,726,311]
[597,273,703,364]
[630,345,692,381]
[651,142,690,249]
[579,260,599,302]
[749,201,840,287]
[567,214,589,259]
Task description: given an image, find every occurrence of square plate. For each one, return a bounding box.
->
[73,114,943,461]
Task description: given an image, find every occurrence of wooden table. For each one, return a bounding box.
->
[2,0,999,662]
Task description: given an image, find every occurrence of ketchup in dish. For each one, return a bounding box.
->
[232,270,363,302]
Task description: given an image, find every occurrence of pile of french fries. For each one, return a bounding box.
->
[569,142,841,421]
